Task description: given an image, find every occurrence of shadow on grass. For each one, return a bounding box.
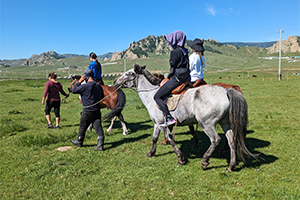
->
[163,129,278,171]
[104,134,151,150]
[102,119,153,134]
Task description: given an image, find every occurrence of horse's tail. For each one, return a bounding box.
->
[227,89,256,161]
[103,89,126,120]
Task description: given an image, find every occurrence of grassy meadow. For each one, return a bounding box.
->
[1,54,300,199]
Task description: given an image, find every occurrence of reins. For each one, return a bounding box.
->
[82,84,123,109]
[67,78,123,109]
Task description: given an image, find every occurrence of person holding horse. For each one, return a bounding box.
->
[70,69,105,151]
[153,30,190,126]
[88,52,104,85]
[187,38,206,86]
[42,72,69,129]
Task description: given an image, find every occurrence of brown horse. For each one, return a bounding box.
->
[68,76,128,135]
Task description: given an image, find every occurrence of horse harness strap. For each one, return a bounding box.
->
[82,84,122,109]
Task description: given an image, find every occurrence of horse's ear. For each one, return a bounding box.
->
[134,64,143,73]
[142,65,146,69]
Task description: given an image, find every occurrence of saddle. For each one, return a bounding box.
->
[160,78,207,111]
[160,78,207,95]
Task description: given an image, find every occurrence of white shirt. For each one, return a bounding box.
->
[189,52,205,82]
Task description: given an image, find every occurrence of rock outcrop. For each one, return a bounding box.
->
[267,36,300,53]
[21,50,63,66]
[110,35,172,61]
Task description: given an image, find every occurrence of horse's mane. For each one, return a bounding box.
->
[72,75,81,80]
[134,64,163,86]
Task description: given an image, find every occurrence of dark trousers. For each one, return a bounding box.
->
[153,77,181,116]
[78,110,104,142]
[45,100,60,117]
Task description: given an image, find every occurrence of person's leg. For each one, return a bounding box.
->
[153,83,173,116]
[45,100,53,128]
[153,78,180,125]
[46,115,51,124]
[92,112,105,151]
[71,112,93,147]
[53,101,61,128]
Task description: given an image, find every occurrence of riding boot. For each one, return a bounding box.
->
[93,137,105,151]
[71,135,84,147]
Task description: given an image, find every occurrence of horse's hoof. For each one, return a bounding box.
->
[122,132,128,136]
[201,161,209,169]
[178,160,185,165]
[225,166,235,172]
[146,153,153,157]
[106,129,111,132]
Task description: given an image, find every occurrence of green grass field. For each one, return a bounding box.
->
[1,56,300,199]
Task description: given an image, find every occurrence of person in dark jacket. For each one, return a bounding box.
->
[153,30,190,126]
[71,69,105,151]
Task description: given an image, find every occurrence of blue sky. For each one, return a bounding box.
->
[1,0,299,60]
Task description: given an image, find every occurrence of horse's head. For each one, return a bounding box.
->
[114,67,139,88]
[68,75,81,92]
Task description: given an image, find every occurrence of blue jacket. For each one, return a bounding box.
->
[72,81,104,112]
[88,61,102,80]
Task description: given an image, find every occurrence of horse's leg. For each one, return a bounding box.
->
[224,129,236,172]
[201,125,221,169]
[163,126,185,165]
[161,126,173,145]
[219,121,236,172]
[117,113,128,136]
[87,123,93,131]
[188,125,199,147]
[146,124,160,157]
[107,116,117,132]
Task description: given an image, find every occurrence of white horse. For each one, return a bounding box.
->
[114,64,255,171]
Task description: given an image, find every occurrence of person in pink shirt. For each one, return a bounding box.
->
[42,72,69,129]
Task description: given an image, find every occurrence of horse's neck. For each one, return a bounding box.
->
[136,75,159,107]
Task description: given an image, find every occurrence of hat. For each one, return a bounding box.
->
[187,38,205,52]
[84,69,94,79]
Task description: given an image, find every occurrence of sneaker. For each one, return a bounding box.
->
[166,116,176,126]
[46,123,53,128]
[54,126,60,129]
[159,115,176,126]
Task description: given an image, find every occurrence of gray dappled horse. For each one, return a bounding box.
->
[114,64,256,172]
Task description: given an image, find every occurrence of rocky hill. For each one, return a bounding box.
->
[111,35,172,61]
[109,35,289,61]
[267,36,300,53]
[0,51,112,67]
[21,51,65,66]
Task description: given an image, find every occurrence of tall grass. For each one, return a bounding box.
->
[0,71,300,199]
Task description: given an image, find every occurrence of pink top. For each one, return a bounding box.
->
[43,81,68,101]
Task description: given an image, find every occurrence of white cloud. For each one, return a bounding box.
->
[207,7,216,16]
[206,4,216,16]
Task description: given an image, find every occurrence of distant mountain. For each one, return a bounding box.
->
[0,51,113,67]
[222,41,277,48]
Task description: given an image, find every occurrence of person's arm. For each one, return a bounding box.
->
[168,50,180,79]
[72,76,86,94]
[42,82,49,104]
[189,54,196,71]
[59,83,69,97]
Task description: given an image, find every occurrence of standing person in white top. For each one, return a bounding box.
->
[187,38,206,84]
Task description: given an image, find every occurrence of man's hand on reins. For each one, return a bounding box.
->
[79,76,86,83]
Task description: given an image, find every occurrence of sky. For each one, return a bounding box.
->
[0,0,299,60]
